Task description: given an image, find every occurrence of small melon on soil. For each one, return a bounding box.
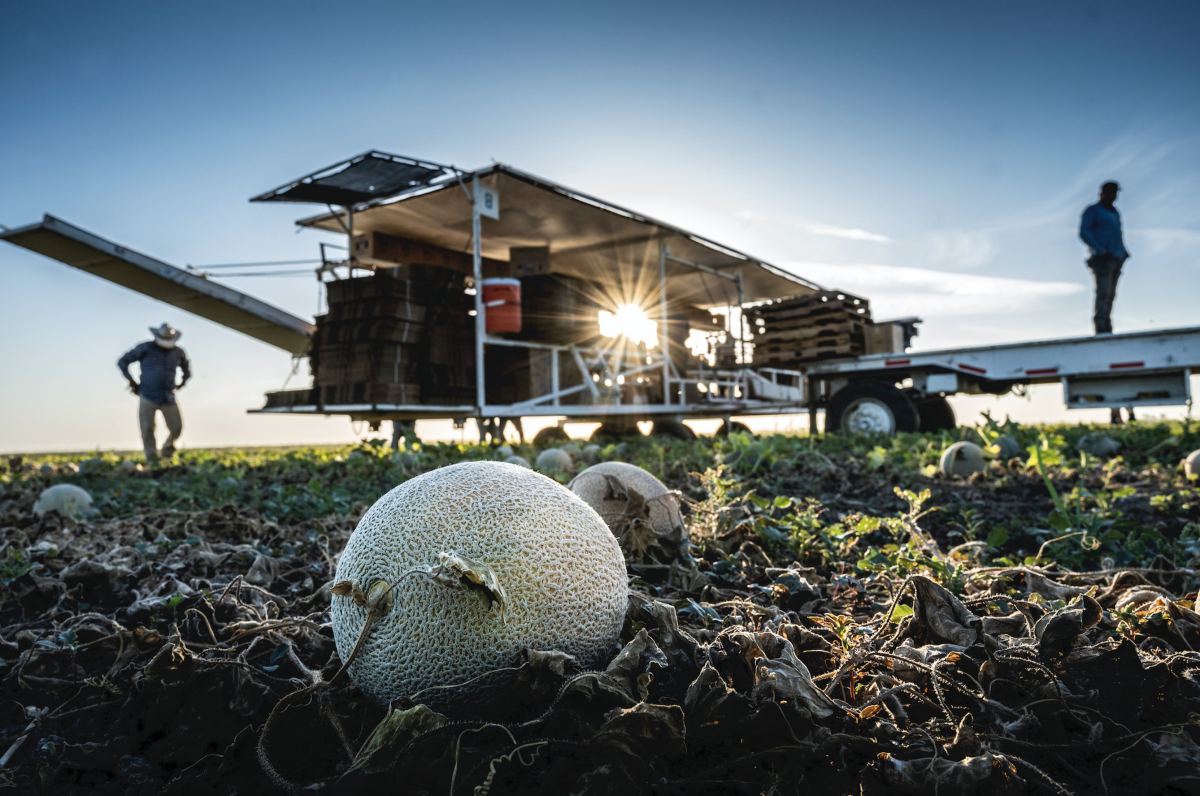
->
[536,448,573,474]
[330,461,627,710]
[940,442,987,478]
[1185,449,1200,479]
[568,461,685,563]
[990,436,1022,460]
[33,484,94,518]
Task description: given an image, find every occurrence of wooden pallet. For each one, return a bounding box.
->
[760,342,862,365]
[263,388,317,408]
[752,320,867,346]
[751,290,871,322]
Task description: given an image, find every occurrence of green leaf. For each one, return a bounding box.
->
[773,495,791,509]
[986,527,1009,547]
[890,604,914,622]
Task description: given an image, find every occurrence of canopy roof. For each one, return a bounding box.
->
[293,164,821,310]
[251,151,455,208]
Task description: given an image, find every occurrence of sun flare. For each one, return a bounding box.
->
[597,304,659,348]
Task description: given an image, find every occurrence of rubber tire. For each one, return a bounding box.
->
[651,419,697,441]
[532,426,570,446]
[717,420,753,437]
[590,424,629,442]
[826,380,918,435]
[916,396,956,432]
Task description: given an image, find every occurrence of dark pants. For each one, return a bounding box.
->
[1088,255,1124,334]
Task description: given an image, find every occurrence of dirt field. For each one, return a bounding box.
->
[1,421,1198,794]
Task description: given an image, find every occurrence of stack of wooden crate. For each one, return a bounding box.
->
[265,265,475,408]
[749,290,872,366]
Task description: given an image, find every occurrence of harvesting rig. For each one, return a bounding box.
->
[4,150,1196,440]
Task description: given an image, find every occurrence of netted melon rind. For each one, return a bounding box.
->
[535,448,573,473]
[32,484,94,518]
[569,461,684,543]
[331,461,627,708]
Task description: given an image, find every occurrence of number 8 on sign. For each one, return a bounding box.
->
[477,184,499,220]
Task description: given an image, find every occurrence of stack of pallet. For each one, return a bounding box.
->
[749,290,872,365]
[264,265,476,409]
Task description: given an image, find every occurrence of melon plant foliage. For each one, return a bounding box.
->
[0,418,1198,794]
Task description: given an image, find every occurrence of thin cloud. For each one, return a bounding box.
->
[802,223,890,243]
[927,231,997,268]
[785,262,1084,317]
[734,209,890,243]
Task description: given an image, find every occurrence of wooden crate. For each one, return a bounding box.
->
[318,382,422,405]
[323,299,429,323]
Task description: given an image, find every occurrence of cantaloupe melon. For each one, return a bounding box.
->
[33,484,94,518]
[940,442,987,478]
[330,461,627,708]
[1184,449,1200,479]
[568,461,684,562]
[535,448,573,474]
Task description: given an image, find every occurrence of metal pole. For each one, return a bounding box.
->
[346,207,354,274]
[659,242,670,405]
[471,175,486,415]
[807,377,818,436]
[551,348,560,406]
[736,268,745,366]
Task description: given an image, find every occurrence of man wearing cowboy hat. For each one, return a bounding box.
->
[118,323,192,462]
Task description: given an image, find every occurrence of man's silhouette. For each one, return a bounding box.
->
[1079,181,1129,335]
[1079,182,1133,424]
[118,323,191,461]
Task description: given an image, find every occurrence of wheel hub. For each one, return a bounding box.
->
[842,398,896,434]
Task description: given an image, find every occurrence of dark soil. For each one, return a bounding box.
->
[1,436,1199,795]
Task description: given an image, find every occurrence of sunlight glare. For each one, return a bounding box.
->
[597,305,658,348]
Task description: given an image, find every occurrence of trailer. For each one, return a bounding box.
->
[802,326,1200,435]
[243,152,850,442]
[4,152,899,444]
[6,149,1193,442]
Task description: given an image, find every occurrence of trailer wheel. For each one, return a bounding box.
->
[532,426,570,446]
[717,420,753,437]
[652,419,697,441]
[827,380,918,435]
[915,396,956,432]
[590,424,629,442]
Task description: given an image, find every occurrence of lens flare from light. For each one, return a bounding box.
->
[597,305,658,348]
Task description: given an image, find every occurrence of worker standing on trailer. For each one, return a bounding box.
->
[1079,181,1129,336]
[118,323,191,462]
[1079,181,1132,424]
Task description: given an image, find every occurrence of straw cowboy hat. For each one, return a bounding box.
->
[150,323,182,343]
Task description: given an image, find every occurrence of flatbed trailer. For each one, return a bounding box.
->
[802,326,1199,434]
[7,150,1194,442]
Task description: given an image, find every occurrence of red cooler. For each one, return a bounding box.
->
[481,277,522,333]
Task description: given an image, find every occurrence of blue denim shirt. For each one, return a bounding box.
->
[1080,203,1129,260]
[118,341,191,404]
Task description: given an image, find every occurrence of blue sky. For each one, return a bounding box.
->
[2,1,1198,451]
